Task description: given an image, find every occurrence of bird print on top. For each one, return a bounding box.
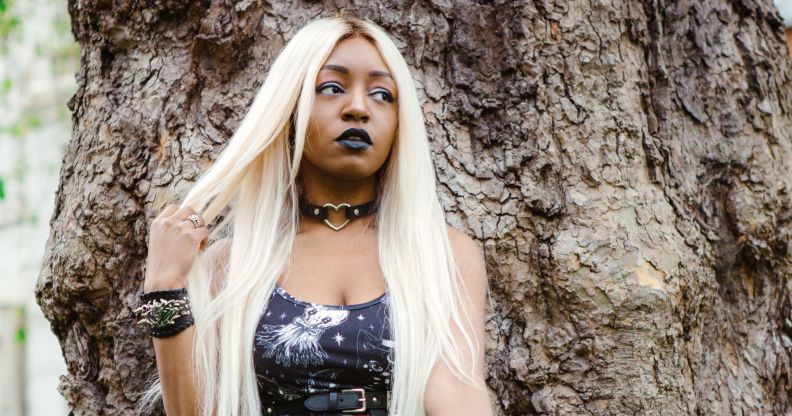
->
[255,304,349,367]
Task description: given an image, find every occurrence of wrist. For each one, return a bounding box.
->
[143,275,187,292]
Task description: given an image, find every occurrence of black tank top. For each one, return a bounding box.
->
[254,282,394,406]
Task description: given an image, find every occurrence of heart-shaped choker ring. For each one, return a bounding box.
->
[298,197,376,231]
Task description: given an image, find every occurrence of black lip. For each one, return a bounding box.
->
[334,127,372,145]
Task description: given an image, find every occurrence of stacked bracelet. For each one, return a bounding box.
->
[134,287,195,338]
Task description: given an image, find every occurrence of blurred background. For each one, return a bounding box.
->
[0,0,77,414]
[0,0,789,415]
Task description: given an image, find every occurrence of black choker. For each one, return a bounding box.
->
[298,198,376,231]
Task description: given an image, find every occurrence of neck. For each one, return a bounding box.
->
[298,163,377,206]
[295,162,379,234]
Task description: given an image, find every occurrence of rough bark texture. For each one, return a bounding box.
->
[36,0,792,415]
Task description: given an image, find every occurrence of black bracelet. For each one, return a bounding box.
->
[141,287,188,302]
[135,287,195,338]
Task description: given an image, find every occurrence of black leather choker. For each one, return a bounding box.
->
[298,198,376,231]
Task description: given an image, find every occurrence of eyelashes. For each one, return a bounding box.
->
[316,82,395,103]
[317,84,343,95]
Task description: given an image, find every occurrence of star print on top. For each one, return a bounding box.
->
[254,282,394,404]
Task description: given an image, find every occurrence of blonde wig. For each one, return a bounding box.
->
[139,16,484,415]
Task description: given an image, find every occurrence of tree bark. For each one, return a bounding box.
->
[36,0,792,415]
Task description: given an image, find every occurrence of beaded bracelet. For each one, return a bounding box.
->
[134,287,195,338]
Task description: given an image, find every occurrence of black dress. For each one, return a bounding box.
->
[254,282,393,415]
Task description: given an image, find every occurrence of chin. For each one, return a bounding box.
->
[333,168,378,181]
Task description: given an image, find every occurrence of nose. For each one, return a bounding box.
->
[341,86,369,123]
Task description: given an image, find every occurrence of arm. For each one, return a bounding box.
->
[152,323,199,416]
[425,227,494,416]
[148,238,230,416]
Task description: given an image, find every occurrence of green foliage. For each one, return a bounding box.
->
[14,306,25,343]
[0,0,78,229]
[0,0,18,42]
[1,113,42,138]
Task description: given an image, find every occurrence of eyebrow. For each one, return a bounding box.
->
[320,64,393,80]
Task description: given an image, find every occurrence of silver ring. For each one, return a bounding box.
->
[186,214,201,228]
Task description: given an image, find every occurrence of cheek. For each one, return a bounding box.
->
[305,114,323,142]
[303,118,329,156]
[383,117,398,150]
[306,105,333,139]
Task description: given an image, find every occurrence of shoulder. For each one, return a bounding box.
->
[445,225,488,294]
[446,225,486,274]
[425,226,492,414]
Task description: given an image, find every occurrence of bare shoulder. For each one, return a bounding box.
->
[424,226,493,415]
[445,225,488,290]
[447,226,489,310]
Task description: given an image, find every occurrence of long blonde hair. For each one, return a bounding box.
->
[139,16,483,415]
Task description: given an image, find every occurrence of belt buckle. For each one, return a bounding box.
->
[341,388,366,413]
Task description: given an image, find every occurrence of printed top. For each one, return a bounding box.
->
[253,282,394,405]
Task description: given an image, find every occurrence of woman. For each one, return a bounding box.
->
[137,16,492,416]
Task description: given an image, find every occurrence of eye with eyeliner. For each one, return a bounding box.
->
[316,82,343,95]
[372,88,394,103]
[316,82,395,103]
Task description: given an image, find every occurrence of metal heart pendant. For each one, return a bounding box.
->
[322,203,351,231]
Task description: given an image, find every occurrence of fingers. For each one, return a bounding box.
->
[170,205,207,228]
[157,203,209,248]
[189,224,209,238]
[171,205,209,249]
[189,227,210,251]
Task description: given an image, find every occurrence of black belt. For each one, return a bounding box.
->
[263,388,389,415]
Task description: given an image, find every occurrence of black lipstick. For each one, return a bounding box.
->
[334,127,372,151]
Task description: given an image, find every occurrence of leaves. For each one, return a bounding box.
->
[0,0,18,41]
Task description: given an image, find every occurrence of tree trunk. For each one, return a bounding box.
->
[36,1,792,414]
